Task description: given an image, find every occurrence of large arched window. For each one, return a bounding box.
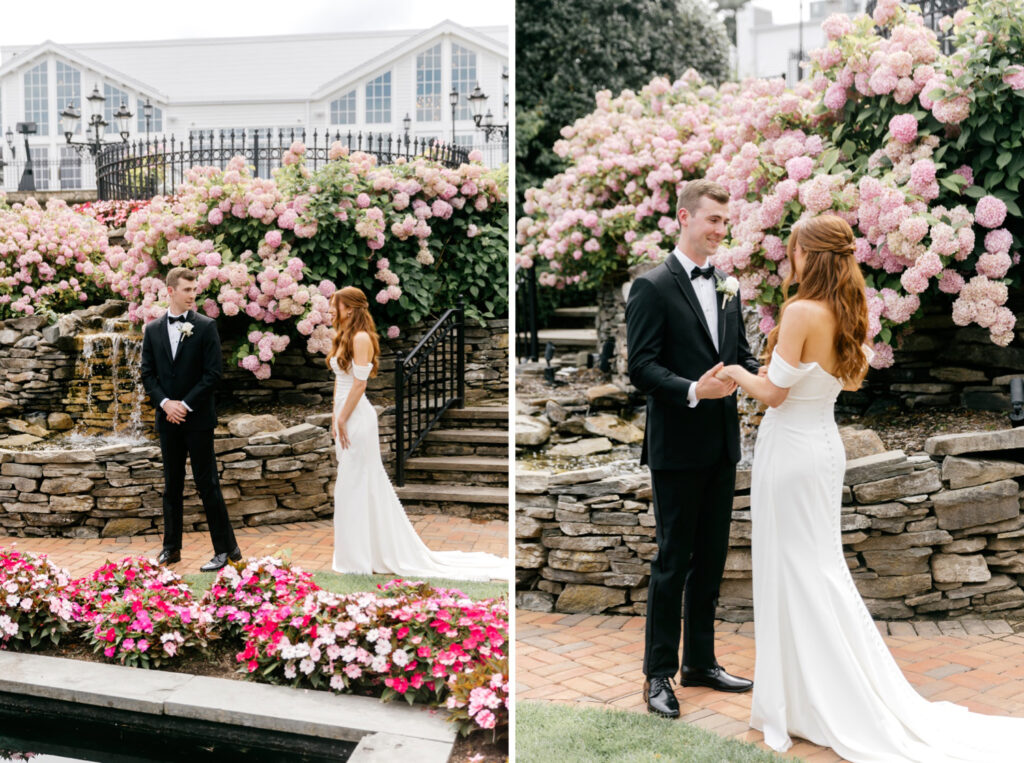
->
[103,83,130,135]
[365,72,391,124]
[56,62,81,134]
[416,44,441,122]
[451,44,477,121]
[24,62,49,135]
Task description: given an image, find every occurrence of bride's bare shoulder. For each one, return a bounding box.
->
[783,299,832,323]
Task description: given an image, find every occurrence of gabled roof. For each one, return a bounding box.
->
[310,20,509,101]
[0,40,168,102]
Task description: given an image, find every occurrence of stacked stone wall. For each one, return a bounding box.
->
[517,428,1024,620]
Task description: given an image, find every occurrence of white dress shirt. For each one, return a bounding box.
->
[160,310,192,412]
[672,248,719,408]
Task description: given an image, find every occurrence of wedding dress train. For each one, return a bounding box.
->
[330,357,509,581]
[750,351,1024,762]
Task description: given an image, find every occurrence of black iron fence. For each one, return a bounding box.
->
[394,298,465,487]
[515,265,539,362]
[94,129,471,201]
[0,158,91,192]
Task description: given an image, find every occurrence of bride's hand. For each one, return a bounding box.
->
[715,365,738,382]
[335,418,350,449]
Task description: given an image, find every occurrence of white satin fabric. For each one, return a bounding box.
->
[750,350,1024,761]
[329,357,509,581]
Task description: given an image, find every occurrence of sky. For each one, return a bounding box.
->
[0,0,511,49]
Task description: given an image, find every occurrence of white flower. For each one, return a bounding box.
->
[392,649,410,667]
[716,276,740,308]
[178,321,194,338]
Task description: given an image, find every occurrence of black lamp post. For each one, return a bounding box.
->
[467,80,508,143]
[15,122,37,192]
[402,112,411,146]
[448,87,459,144]
[61,84,133,157]
[0,128,11,185]
[143,98,153,137]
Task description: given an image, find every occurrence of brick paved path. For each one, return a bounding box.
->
[517,610,1024,762]
[0,515,508,578]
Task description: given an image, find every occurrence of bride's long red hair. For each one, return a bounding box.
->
[328,286,380,377]
[764,214,870,386]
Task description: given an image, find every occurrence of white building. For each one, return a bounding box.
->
[0,20,509,191]
[736,0,866,84]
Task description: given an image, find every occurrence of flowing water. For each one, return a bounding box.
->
[71,330,146,438]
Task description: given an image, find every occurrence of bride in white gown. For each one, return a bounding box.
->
[327,286,509,581]
[718,215,1024,762]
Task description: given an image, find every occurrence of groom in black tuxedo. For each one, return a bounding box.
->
[626,179,760,718]
[140,267,240,572]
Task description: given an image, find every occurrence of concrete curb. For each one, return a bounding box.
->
[0,651,455,762]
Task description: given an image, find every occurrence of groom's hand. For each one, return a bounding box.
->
[695,362,737,400]
[162,400,188,424]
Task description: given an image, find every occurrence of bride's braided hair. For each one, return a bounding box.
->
[328,287,380,377]
[764,215,870,386]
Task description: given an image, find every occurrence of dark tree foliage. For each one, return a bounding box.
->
[516,0,730,214]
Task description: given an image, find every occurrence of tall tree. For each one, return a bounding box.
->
[516,0,730,213]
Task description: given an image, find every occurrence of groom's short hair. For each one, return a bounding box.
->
[166,267,197,289]
[677,179,729,214]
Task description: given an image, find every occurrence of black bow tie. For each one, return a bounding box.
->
[691,265,715,280]
[167,313,188,324]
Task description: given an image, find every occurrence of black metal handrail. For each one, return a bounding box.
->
[515,265,539,362]
[394,297,465,487]
[94,128,471,201]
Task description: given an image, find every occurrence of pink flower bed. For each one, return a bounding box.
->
[0,548,508,737]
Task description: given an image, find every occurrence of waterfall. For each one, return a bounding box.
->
[71,331,146,438]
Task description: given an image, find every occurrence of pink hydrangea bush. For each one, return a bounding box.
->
[0,199,124,320]
[518,0,1023,365]
[0,548,74,648]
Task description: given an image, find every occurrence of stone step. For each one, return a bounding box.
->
[442,405,508,423]
[552,306,598,319]
[395,483,508,504]
[537,328,598,348]
[405,455,509,473]
[424,428,507,445]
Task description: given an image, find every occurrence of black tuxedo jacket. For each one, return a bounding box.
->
[626,254,760,470]
[140,311,222,432]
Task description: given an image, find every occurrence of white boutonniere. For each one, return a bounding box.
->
[716,276,740,309]
[178,321,194,338]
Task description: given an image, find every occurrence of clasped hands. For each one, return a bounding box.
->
[695,363,768,400]
[162,400,188,425]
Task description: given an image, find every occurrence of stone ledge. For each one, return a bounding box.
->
[0,651,454,757]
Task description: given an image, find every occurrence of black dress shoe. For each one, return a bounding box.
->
[643,676,680,718]
[200,546,241,573]
[680,664,753,693]
[156,549,180,565]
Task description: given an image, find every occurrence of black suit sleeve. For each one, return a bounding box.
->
[626,277,694,406]
[182,319,222,412]
[733,298,761,374]
[140,324,167,407]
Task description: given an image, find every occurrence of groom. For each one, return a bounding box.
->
[625,179,760,718]
[140,267,241,572]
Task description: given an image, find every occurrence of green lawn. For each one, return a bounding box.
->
[516,701,798,763]
[183,569,507,601]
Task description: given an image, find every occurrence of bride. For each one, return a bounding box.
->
[327,286,509,581]
[718,215,1024,761]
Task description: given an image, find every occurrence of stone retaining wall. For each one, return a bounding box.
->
[0,415,336,539]
[516,427,1024,620]
[0,303,508,473]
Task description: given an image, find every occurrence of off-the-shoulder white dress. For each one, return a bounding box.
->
[329,357,509,581]
[750,350,1024,762]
